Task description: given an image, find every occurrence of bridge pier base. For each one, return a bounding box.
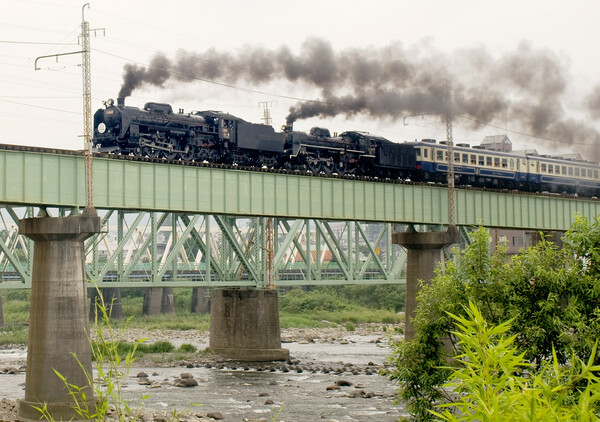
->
[393,227,460,341]
[209,289,289,361]
[17,214,100,421]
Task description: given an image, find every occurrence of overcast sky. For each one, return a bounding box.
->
[1,0,599,157]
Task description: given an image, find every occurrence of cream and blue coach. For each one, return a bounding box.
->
[407,139,600,196]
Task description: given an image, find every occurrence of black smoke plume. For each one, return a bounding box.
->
[118,38,600,149]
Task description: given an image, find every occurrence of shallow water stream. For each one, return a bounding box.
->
[0,334,407,421]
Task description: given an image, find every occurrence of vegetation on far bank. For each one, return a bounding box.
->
[0,284,405,345]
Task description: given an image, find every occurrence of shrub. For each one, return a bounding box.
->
[387,219,600,420]
[177,343,197,353]
[434,302,600,421]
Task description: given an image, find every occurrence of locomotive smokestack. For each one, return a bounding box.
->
[117,97,125,106]
[282,121,293,133]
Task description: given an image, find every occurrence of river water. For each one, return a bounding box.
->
[0,333,407,421]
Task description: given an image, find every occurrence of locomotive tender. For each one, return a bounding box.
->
[93,98,600,197]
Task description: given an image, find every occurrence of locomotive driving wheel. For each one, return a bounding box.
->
[321,157,335,175]
[334,158,348,176]
[307,156,321,173]
[180,146,195,162]
[143,146,161,158]
[163,138,179,160]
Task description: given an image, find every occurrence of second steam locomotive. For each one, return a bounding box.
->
[93,98,600,197]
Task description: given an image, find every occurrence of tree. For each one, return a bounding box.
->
[387,217,600,420]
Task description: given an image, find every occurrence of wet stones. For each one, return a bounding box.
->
[137,377,152,385]
[0,366,21,374]
[174,373,199,387]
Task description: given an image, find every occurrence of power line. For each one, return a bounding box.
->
[457,114,595,146]
[0,40,76,45]
[0,95,79,99]
[0,98,80,114]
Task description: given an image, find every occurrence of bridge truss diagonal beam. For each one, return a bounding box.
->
[0,206,412,289]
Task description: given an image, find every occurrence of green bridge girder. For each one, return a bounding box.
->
[0,206,408,289]
[1,147,599,229]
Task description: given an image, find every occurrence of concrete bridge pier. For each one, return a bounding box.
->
[191,287,210,314]
[142,287,175,315]
[89,287,123,320]
[209,289,289,361]
[18,213,100,421]
[392,227,460,340]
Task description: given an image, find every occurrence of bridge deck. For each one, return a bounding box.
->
[1,146,598,230]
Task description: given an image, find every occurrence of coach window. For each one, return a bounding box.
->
[470,154,477,164]
[436,150,444,161]
[486,157,492,166]
[501,158,508,168]
[416,148,421,157]
[555,166,560,175]
[562,166,567,174]
[510,159,515,169]
[454,152,460,163]
[589,169,594,178]
[548,164,554,174]
[541,163,546,173]
[595,170,599,179]
[462,153,468,163]
[478,155,484,165]
[424,149,429,158]
[494,157,500,167]
[569,167,573,176]
[575,168,580,177]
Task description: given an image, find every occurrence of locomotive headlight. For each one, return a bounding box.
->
[97,122,106,134]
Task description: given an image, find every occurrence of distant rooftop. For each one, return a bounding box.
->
[481,134,512,152]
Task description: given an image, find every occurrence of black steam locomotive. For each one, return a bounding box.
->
[92,98,416,178]
[93,98,600,196]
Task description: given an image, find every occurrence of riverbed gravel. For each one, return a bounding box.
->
[0,324,405,421]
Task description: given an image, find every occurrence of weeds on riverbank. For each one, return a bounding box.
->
[0,286,403,345]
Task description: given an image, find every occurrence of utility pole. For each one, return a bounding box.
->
[35,3,104,216]
[258,101,275,288]
[445,81,456,229]
[81,3,94,215]
[265,217,274,289]
[258,101,273,126]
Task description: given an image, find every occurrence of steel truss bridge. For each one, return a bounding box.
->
[1,145,600,289]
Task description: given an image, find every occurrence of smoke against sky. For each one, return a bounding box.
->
[3,0,600,153]
[118,38,600,151]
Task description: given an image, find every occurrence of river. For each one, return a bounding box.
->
[0,327,407,421]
